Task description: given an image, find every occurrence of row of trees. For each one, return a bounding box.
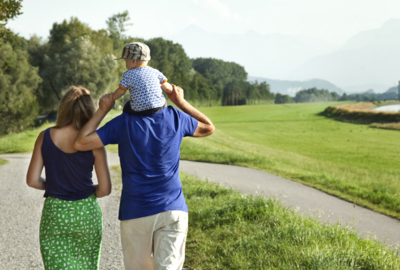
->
[275,88,341,104]
[1,8,276,135]
[274,87,385,104]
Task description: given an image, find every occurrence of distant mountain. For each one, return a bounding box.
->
[352,89,376,99]
[349,85,399,100]
[363,89,375,94]
[386,86,398,93]
[377,86,398,100]
[167,25,337,80]
[248,76,343,95]
[290,19,400,88]
[342,83,391,94]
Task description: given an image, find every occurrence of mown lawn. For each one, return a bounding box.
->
[179,102,400,219]
[111,165,400,270]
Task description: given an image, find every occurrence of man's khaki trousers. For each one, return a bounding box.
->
[120,211,188,270]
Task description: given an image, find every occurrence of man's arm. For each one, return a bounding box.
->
[167,85,215,137]
[74,93,115,151]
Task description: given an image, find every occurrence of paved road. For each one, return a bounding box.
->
[1,153,399,269]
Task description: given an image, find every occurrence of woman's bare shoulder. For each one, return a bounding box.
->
[35,130,46,145]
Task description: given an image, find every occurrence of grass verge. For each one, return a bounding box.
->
[0,123,54,154]
[110,165,400,269]
[0,110,123,154]
[0,158,9,165]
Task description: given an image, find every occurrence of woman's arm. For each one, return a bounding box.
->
[26,131,46,190]
[93,147,112,198]
[74,93,114,151]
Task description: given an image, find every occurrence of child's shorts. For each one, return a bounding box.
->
[123,101,167,116]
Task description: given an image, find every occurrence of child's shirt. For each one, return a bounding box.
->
[118,65,168,112]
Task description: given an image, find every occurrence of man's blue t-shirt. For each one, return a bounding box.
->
[96,106,198,220]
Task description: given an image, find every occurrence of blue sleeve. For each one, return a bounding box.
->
[177,109,198,137]
[118,71,131,90]
[157,70,167,84]
[96,115,124,145]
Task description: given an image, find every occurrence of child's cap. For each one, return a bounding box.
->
[115,42,151,61]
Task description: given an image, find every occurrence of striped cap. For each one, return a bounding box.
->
[115,42,151,60]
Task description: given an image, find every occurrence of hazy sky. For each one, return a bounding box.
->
[7,0,400,46]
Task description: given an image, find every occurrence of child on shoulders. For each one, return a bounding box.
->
[112,42,173,113]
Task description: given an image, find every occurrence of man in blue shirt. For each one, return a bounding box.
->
[75,85,215,270]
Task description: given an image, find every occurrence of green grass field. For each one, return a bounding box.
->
[179,102,400,219]
[111,165,400,269]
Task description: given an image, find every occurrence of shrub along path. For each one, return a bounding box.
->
[179,160,400,246]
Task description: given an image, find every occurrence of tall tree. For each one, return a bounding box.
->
[294,88,340,103]
[106,10,132,50]
[48,17,92,52]
[30,17,116,110]
[0,42,41,135]
[193,58,247,100]
[222,80,247,106]
[275,93,291,104]
[146,38,193,90]
[41,36,117,101]
[0,0,23,38]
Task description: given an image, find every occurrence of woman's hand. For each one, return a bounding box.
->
[167,84,186,107]
[99,93,115,113]
[74,93,114,151]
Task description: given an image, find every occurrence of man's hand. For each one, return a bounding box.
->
[99,93,115,113]
[168,84,215,137]
[167,84,185,107]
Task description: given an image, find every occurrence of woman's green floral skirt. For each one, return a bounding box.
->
[40,194,103,270]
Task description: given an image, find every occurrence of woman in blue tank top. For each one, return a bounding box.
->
[26,86,111,270]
